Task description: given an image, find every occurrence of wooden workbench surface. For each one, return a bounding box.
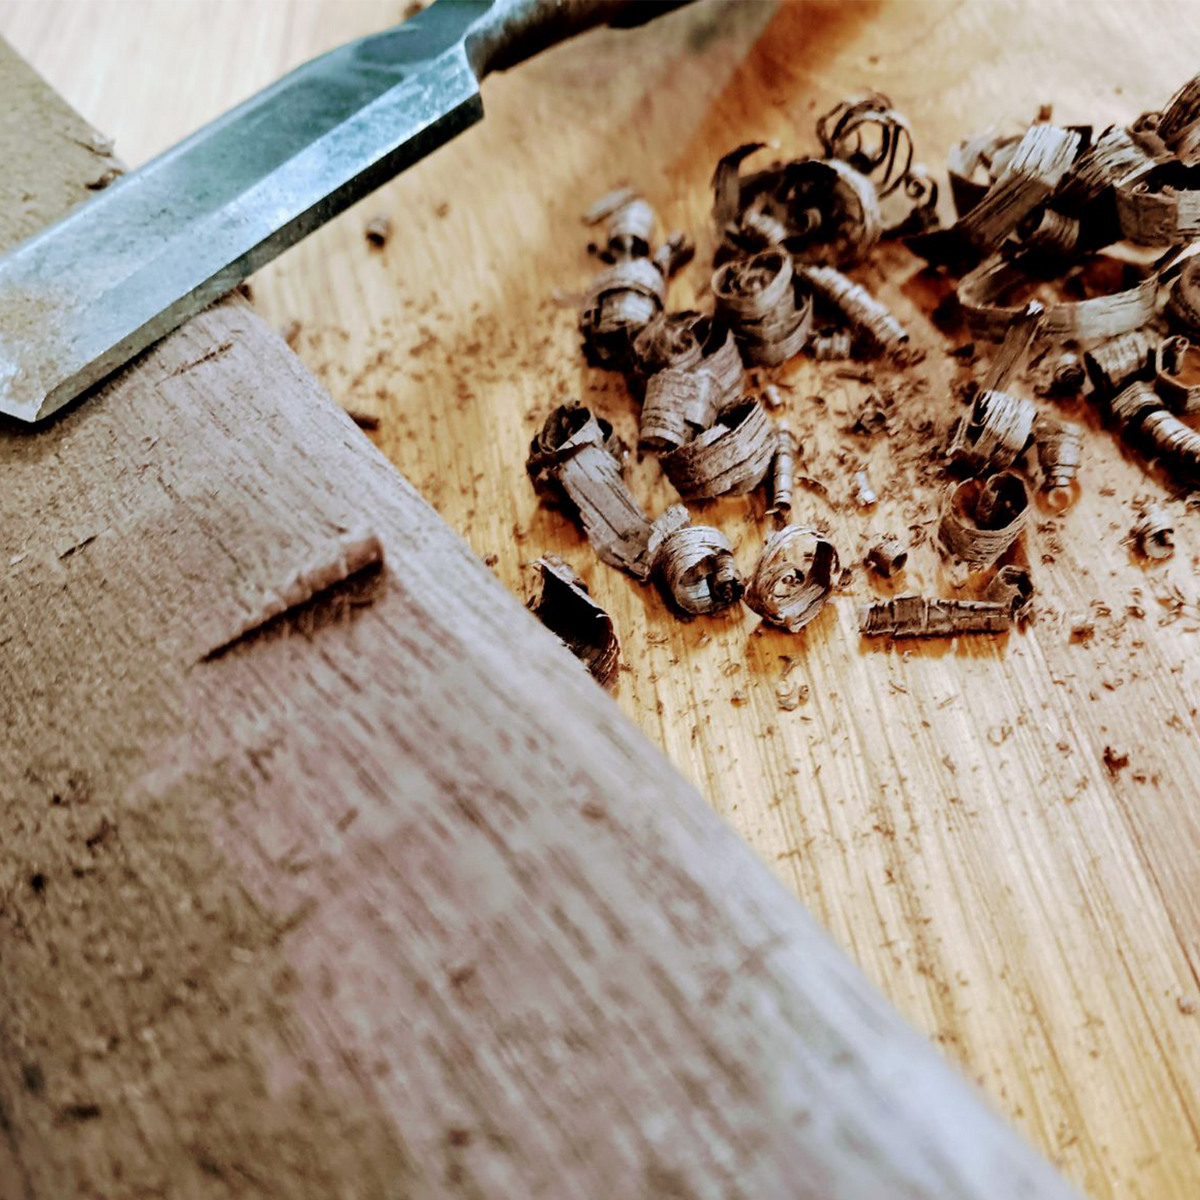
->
[3,1,1197,1195]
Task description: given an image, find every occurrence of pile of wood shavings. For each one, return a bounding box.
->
[526,75,1200,676]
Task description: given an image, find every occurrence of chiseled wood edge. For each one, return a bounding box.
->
[0,38,1078,1200]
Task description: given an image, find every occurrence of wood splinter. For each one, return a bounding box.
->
[745,525,839,632]
[648,505,743,616]
[203,529,384,660]
[527,556,620,688]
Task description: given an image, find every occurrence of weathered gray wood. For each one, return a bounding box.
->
[0,39,1077,1200]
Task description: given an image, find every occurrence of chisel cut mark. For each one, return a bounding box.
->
[202,529,384,661]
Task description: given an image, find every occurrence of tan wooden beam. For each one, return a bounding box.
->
[0,38,1076,1200]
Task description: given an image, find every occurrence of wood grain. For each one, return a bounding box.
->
[4,0,1200,1195]
[0,28,1076,1200]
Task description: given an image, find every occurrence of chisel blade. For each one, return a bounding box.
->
[0,2,491,423]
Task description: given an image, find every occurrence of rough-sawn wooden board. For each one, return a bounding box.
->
[1,0,1199,1196]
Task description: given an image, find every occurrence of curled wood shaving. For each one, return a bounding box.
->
[1115,165,1200,244]
[580,258,666,369]
[1018,207,1080,257]
[744,525,839,631]
[797,264,908,356]
[768,422,797,518]
[1158,75,1200,167]
[1034,417,1083,511]
[938,470,1030,568]
[712,250,813,366]
[660,400,776,499]
[639,368,717,453]
[984,563,1034,620]
[528,555,620,688]
[956,124,1082,253]
[947,126,1022,219]
[817,92,915,198]
[1054,126,1159,214]
[948,389,1037,472]
[859,593,1013,638]
[527,405,653,579]
[711,144,881,266]
[958,255,1161,341]
[648,505,743,615]
[1155,334,1200,413]
[630,315,743,411]
[1167,255,1200,335]
[584,188,656,261]
[1083,327,1157,396]
[866,536,908,577]
[1129,506,1176,559]
[1046,350,1086,395]
[631,310,705,378]
[981,300,1043,392]
[1138,408,1200,487]
[1107,378,1163,429]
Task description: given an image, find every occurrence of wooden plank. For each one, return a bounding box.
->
[15,3,1193,1196]
[8,3,1200,1196]
[0,33,1075,1200]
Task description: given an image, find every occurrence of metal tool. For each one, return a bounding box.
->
[0,0,685,423]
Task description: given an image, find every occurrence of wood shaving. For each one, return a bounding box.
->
[711,143,881,266]
[527,404,653,579]
[984,563,1035,620]
[648,505,743,615]
[981,300,1043,393]
[1084,328,1157,397]
[744,525,839,632]
[1035,417,1083,511]
[797,264,908,356]
[1158,75,1200,166]
[859,593,1013,638]
[768,422,797,518]
[817,92,915,197]
[866,536,908,577]
[938,471,1030,568]
[528,555,620,688]
[660,400,775,499]
[1046,349,1086,395]
[639,368,717,453]
[1155,334,1200,413]
[1129,506,1175,559]
[958,254,1162,341]
[712,250,813,366]
[810,330,854,360]
[948,389,1037,472]
[580,257,666,369]
[584,188,656,261]
[653,231,695,278]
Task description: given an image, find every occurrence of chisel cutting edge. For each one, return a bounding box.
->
[0,0,688,423]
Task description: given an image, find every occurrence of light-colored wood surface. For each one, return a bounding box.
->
[3,1,1200,1196]
[0,36,1077,1200]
